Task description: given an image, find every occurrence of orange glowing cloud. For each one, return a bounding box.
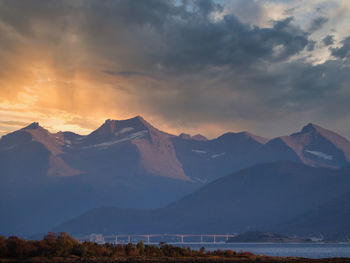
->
[1,0,350,140]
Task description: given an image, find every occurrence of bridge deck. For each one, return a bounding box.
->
[80,234,236,244]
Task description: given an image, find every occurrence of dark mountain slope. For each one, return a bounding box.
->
[55,161,350,236]
[275,186,350,241]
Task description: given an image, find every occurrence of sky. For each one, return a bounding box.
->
[0,0,350,139]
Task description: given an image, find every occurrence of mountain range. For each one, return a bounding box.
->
[1,116,350,237]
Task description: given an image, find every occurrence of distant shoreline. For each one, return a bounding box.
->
[2,256,350,263]
[2,233,350,262]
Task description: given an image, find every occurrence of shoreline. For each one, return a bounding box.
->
[2,256,350,263]
[2,233,350,262]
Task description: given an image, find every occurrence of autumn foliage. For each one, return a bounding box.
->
[0,232,249,259]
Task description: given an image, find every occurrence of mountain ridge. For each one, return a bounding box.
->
[2,117,350,182]
[1,117,350,235]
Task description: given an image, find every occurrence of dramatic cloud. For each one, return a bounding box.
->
[0,0,350,138]
[307,40,317,51]
[309,16,328,32]
[323,35,335,46]
[331,36,350,58]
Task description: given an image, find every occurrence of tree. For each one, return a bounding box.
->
[6,236,27,258]
[72,244,88,257]
[125,243,137,256]
[56,232,78,257]
[0,236,8,257]
[137,241,145,256]
[23,241,38,257]
[43,232,57,245]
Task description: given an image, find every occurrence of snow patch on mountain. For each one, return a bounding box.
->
[211,153,225,158]
[114,127,135,137]
[83,130,148,150]
[304,149,333,160]
[193,177,208,184]
[192,149,207,154]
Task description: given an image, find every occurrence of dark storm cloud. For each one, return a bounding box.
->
[61,1,309,75]
[307,40,317,51]
[331,36,350,59]
[0,0,350,137]
[323,35,334,46]
[309,16,328,32]
[0,0,309,73]
[158,16,309,72]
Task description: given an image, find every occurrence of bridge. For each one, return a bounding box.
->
[81,233,236,244]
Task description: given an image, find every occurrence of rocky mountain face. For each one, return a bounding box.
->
[172,131,268,183]
[1,117,350,235]
[62,116,189,181]
[2,117,349,184]
[0,122,79,179]
[257,123,350,168]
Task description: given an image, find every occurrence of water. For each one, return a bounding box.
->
[179,243,350,259]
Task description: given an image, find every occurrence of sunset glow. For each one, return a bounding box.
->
[1,0,350,139]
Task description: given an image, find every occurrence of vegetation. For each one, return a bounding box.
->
[0,233,247,259]
[0,233,349,262]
